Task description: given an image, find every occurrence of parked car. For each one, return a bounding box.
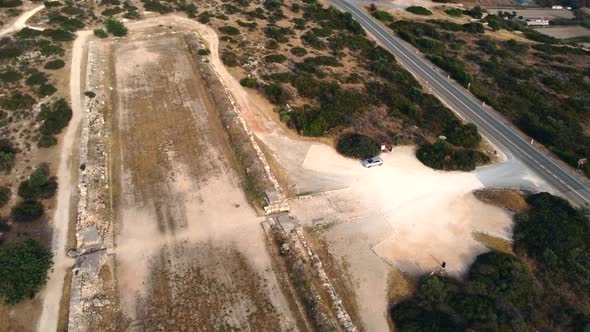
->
[362,156,383,168]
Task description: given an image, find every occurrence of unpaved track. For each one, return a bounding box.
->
[0,4,44,38]
[36,30,91,332]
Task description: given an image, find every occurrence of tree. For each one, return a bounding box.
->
[336,133,380,159]
[104,18,127,37]
[0,186,11,207]
[0,240,53,304]
[18,165,58,201]
[11,201,44,222]
[0,139,16,172]
[445,123,481,149]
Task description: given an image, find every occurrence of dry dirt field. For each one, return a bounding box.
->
[106,32,296,330]
[534,26,590,39]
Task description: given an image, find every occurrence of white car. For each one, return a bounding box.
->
[362,156,383,168]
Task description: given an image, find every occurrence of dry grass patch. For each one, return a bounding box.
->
[473,232,514,255]
[473,189,528,212]
[386,269,417,304]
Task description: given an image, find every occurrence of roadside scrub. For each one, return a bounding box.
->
[391,192,590,331]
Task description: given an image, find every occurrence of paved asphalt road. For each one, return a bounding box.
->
[328,0,590,206]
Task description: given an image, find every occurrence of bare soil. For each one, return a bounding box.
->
[108,31,296,330]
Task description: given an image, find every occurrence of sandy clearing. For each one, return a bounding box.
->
[36,30,91,332]
[0,4,44,38]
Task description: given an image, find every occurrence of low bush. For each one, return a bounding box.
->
[445,8,463,17]
[0,240,53,304]
[406,6,432,16]
[0,0,22,8]
[290,46,307,56]
[44,59,65,70]
[26,72,48,86]
[264,54,288,63]
[336,133,380,159]
[93,28,108,38]
[0,92,35,111]
[11,201,44,222]
[197,48,210,56]
[104,18,127,37]
[43,1,61,7]
[143,0,172,14]
[464,6,484,19]
[264,83,290,105]
[0,139,16,172]
[372,10,393,21]
[43,28,74,41]
[0,70,22,83]
[239,76,258,88]
[219,26,240,35]
[18,166,58,201]
[37,99,72,146]
[445,123,481,148]
[221,51,239,67]
[38,83,57,97]
[417,140,489,171]
[0,186,10,207]
[463,22,485,34]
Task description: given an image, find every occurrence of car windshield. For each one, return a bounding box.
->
[367,159,373,162]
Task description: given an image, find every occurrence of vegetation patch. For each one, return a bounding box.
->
[416,140,489,171]
[406,6,432,16]
[0,240,53,304]
[336,133,380,159]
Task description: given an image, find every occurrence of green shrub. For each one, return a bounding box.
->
[198,11,212,23]
[445,8,463,17]
[11,201,44,222]
[264,83,290,104]
[219,26,240,35]
[264,54,287,63]
[18,166,57,201]
[270,72,290,82]
[406,6,432,16]
[0,92,35,111]
[372,11,393,21]
[463,22,485,34]
[93,28,108,38]
[336,133,380,159]
[197,48,210,56]
[84,91,96,98]
[0,70,22,83]
[221,51,239,67]
[0,139,16,172]
[416,141,489,171]
[26,72,48,86]
[266,40,279,49]
[445,123,481,148]
[0,186,10,207]
[40,44,64,56]
[464,6,484,19]
[240,76,258,88]
[37,98,72,138]
[0,0,22,8]
[43,1,62,7]
[0,240,53,304]
[37,135,57,148]
[514,193,590,292]
[38,83,57,97]
[43,28,74,41]
[44,59,65,70]
[143,0,172,14]
[104,18,127,36]
[290,46,307,56]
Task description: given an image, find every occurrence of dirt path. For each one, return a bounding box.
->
[36,30,91,332]
[0,4,44,38]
